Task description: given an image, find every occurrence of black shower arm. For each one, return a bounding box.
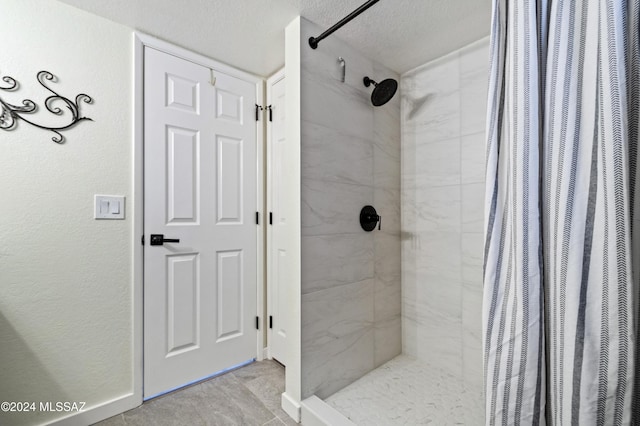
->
[308,0,380,49]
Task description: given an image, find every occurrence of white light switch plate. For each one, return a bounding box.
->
[95,195,125,219]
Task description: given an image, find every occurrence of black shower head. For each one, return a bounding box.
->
[363,76,398,106]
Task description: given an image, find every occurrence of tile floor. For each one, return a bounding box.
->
[326,355,481,425]
[94,360,298,426]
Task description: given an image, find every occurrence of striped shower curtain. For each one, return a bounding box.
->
[483,0,640,424]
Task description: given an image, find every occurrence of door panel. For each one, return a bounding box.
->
[216,89,243,122]
[217,250,243,340]
[167,127,199,223]
[144,47,257,398]
[217,136,243,222]
[166,253,199,354]
[166,73,200,113]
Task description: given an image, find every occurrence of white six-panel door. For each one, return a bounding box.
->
[143,46,257,398]
[266,70,288,365]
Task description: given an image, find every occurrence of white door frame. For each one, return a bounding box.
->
[133,32,266,400]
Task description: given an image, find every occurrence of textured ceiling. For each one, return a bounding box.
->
[55,0,491,76]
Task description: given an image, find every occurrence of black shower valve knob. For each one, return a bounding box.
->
[366,213,381,230]
[360,205,381,231]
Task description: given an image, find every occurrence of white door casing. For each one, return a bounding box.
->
[143,46,258,398]
[266,70,288,365]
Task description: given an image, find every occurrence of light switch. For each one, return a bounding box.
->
[95,195,125,219]
[109,200,120,214]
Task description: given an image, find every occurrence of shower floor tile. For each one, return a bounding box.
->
[325,354,481,425]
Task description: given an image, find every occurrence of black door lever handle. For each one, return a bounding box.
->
[150,234,181,246]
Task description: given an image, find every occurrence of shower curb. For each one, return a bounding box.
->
[301,395,356,426]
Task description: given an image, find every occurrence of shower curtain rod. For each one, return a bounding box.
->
[308,0,380,49]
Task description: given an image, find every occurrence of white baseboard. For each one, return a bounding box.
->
[43,392,141,426]
[301,395,355,426]
[281,392,301,422]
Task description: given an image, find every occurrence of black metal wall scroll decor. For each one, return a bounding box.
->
[0,70,93,144]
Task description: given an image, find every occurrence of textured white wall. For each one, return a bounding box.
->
[0,1,135,424]
[401,37,489,423]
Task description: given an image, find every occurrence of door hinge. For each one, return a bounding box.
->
[269,316,273,329]
[141,235,145,245]
[267,105,272,122]
[256,316,260,330]
[256,211,259,225]
[269,212,273,225]
[255,104,263,121]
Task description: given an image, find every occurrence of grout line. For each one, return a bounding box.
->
[458,49,465,384]
[301,277,376,297]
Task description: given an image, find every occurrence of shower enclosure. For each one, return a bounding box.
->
[281,16,489,425]
[325,36,490,425]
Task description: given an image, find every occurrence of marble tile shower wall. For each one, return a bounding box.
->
[299,18,401,400]
[401,37,489,407]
